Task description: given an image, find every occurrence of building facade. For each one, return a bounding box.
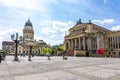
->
[17,19,49,55]
[2,41,14,53]
[64,19,120,57]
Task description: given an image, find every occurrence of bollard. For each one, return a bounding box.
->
[28,55,31,61]
[63,56,67,60]
[48,56,50,60]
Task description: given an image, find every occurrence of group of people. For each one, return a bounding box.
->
[0,53,6,63]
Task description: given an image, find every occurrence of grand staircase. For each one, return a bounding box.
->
[58,51,66,56]
[63,50,74,56]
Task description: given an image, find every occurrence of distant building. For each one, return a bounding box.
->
[18,19,49,55]
[64,19,120,57]
[2,19,49,55]
[2,41,14,53]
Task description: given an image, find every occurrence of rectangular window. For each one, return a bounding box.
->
[111,43,112,47]
[119,43,120,48]
[110,37,112,42]
[118,36,120,41]
[113,37,114,42]
[115,36,117,41]
[116,43,118,48]
[109,44,110,49]
[114,43,115,48]
[108,38,110,42]
[112,37,113,42]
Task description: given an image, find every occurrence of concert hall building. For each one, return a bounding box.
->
[64,19,120,57]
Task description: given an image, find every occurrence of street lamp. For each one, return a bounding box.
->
[28,46,32,61]
[11,33,22,61]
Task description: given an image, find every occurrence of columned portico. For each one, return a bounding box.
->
[65,36,87,51]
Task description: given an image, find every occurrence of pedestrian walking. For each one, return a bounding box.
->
[0,54,2,63]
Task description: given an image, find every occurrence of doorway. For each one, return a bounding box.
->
[86,51,89,57]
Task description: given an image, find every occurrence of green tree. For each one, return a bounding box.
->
[42,47,52,54]
[55,46,64,52]
[59,46,64,51]
[0,50,8,54]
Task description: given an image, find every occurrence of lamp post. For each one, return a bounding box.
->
[111,48,113,57]
[28,46,32,61]
[46,49,50,60]
[11,33,22,61]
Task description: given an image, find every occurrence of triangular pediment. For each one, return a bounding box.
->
[25,41,37,46]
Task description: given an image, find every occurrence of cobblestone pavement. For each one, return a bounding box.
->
[0,56,120,80]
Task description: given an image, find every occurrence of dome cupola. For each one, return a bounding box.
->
[24,19,33,27]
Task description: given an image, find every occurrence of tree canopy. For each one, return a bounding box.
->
[0,50,8,54]
[42,47,52,54]
[55,45,64,52]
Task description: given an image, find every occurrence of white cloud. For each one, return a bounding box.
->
[41,20,74,35]
[61,33,66,37]
[112,25,120,31]
[0,29,21,36]
[48,39,63,46]
[49,35,57,39]
[0,0,40,10]
[92,19,115,24]
[0,29,22,49]
[0,0,59,11]
[41,27,56,35]
[40,20,74,46]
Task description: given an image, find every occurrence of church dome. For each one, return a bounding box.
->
[24,19,33,27]
[39,40,47,45]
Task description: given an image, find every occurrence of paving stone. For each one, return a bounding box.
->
[0,56,120,80]
[42,71,89,80]
[87,70,116,78]
[99,69,120,74]
[71,66,102,73]
[15,73,48,80]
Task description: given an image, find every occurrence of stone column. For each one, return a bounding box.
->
[75,38,77,49]
[69,40,71,50]
[83,37,85,50]
[97,34,100,49]
[64,40,66,51]
[71,39,74,50]
[79,37,81,50]
[68,40,71,50]
[88,35,91,50]
[41,47,42,54]
[101,36,104,48]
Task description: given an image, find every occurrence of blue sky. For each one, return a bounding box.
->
[0,0,120,49]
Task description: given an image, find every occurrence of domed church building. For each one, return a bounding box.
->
[18,19,49,56]
[23,19,34,41]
